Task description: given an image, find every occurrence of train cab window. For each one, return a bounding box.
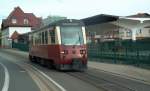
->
[49,30,55,44]
[60,26,84,45]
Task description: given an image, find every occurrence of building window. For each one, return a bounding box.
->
[139,29,142,34]
[119,31,124,37]
[24,19,29,25]
[12,19,17,24]
[137,29,142,35]
[88,32,96,37]
[126,31,131,37]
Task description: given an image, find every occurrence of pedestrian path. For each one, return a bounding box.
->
[88,61,150,84]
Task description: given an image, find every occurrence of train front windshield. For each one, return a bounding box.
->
[60,26,84,45]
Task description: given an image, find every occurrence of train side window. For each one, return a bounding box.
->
[49,30,55,44]
[32,35,34,45]
[34,33,38,45]
[42,32,45,44]
[37,33,39,45]
[34,34,36,45]
[38,33,41,44]
[30,35,33,45]
[45,31,48,44]
[33,34,35,45]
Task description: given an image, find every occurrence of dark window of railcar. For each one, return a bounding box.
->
[39,32,42,44]
[32,35,34,45]
[42,32,45,44]
[49,30,55,44]
[38,33,41,44]
[35,33,37,45]
[37,33,40,45]
[33,34,35,45]
[36,33,38,44]
[45,31,48,44]
[30,35,33,45]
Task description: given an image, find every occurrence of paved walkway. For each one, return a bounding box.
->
[88,61,150,84]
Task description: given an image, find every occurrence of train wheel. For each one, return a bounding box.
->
[56,64,64,71]
[40,59,46,66]
[29,55,34,62]
[35,57,40,63]
[46,60,54,69]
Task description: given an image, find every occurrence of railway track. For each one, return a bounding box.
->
[0,49,65,91]
[67,69,136,91]
[1,49,150,91]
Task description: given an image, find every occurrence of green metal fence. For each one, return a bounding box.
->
[12,42,29,52]
[88,38,150,67]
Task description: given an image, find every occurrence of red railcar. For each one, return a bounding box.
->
[29,19,87,71]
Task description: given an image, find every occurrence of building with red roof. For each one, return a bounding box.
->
[1,6,42,48]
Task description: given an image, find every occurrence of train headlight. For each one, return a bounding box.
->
[80,50,86,54]
[60,51,65,54]
[61,50,68,54]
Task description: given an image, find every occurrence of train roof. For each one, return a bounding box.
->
[48,19,84,26]
[31,19,84,34]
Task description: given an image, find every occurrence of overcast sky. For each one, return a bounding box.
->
[0,0,150,25]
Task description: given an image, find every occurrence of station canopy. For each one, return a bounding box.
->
[82,14,119,26]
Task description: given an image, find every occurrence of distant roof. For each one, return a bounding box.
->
[127,13,150,18]
[42,16,67,26]
[1,6,42,30]
[11,31,20,39]
[82,14,119,25]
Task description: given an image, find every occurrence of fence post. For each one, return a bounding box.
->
[113,47,117,64]
[125,47,128,62]
[136,48,140,67]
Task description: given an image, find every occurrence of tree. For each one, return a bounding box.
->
[0,30,1,46]
[42,15,67,26]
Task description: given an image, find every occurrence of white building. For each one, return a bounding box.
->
[82,13,150,43]
[112,13,150,40]
[1,7,41,48]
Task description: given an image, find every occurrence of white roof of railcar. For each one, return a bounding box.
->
[30,19,84,34]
